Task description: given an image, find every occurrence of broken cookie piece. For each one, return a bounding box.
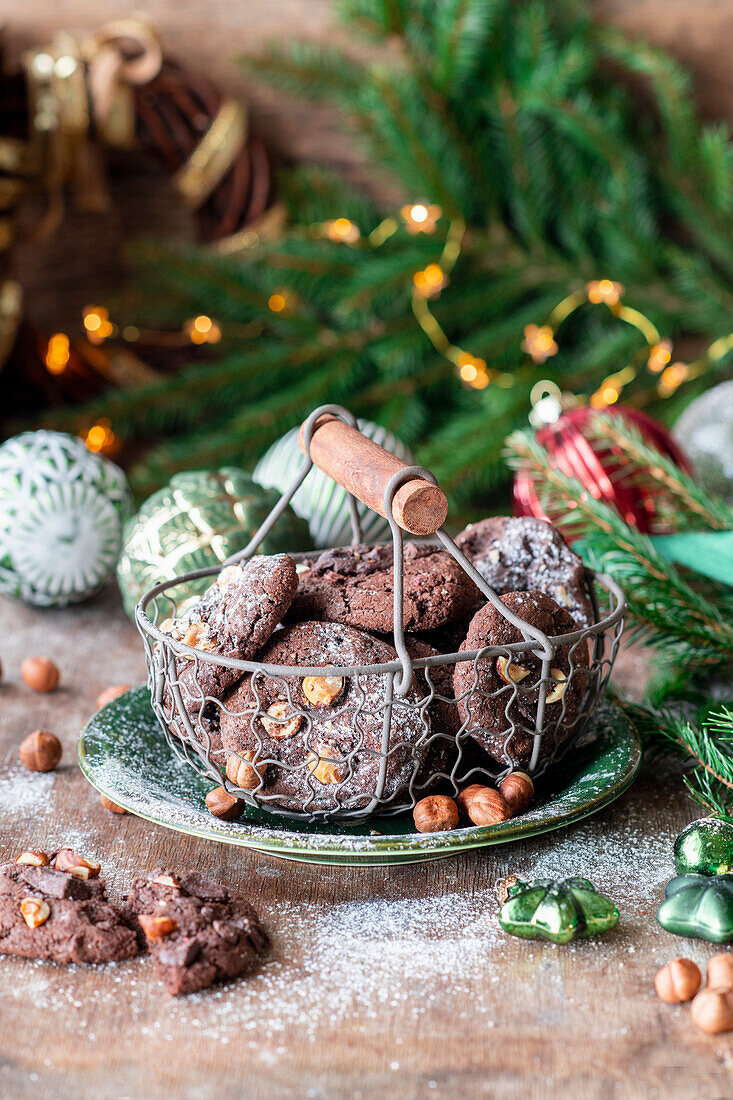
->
[127,869,269,995]
[0,849,138,964]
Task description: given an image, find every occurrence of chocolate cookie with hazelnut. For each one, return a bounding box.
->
[127,869,268,995]
[220,621,428,813]
[160,554,299,763]
[455,516,595,628]
[454,590,589,767]
[0,849,138,964]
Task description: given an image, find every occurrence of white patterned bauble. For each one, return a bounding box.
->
[0,431,132,606]
[254,419,414,548]
[673,380,733,504]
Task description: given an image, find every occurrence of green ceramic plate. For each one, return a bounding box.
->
[78,688,641,866]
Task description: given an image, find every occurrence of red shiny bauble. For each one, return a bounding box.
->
[513,405,692,534]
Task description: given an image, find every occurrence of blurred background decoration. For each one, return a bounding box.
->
[0,0,731,522]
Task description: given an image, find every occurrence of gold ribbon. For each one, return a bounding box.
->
[173,99,248,210]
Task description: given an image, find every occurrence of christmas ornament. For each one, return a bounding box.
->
[0,431,131,606]
[254,419,413,548]
[116,467,311,618]
[498,876,619,943]
[674,818,733,876]
[673,381,733,505]
[513,404,691,534]
[657,874,733,943]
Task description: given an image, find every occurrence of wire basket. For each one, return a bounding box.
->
[136,405,625,823]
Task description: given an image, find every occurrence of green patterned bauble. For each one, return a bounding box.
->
[254,418,413,548]
[498,877,619,944]
[674,818,733,876]
[0,430,132,607]
[657,874,733,943]
[116,467,312,618]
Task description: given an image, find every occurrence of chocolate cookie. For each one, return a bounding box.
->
[160,554,298,761]
[402,636,461,792]
[0,849,138,965]
[455,517,594,628]
[289,542,478,633]
[454,591,590,767]
[127,869,268,995]
[220,622,429,813]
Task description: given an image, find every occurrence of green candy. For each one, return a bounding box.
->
[498,877,619,944]
[673,817,733,876]
[657,874,733,943]
[117,468,312,618]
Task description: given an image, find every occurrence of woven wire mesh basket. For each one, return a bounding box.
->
[136,405,625,823]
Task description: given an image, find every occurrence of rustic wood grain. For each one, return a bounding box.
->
[0,587,730,1100]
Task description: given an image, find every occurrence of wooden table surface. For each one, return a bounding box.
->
[0,588,730,1100]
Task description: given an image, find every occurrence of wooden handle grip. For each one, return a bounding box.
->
[298,414,448,536]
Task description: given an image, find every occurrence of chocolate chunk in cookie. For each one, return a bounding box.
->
[127,870,268,995]
[289,542,478,634]
[454,591,590,767]
[221,622,429,813]
[455,517,594,628]
[0,849,138,964]
[161,554,298,762]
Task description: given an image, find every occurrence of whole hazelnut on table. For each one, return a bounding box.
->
[413,795,459,833]
[96,684,131,709]
[21,656,60,693]
[205,785,245,821]
[19,730,62,772]
[466,787,511,827]
[690,986,733,1034]
[654,958,701,1003]
[100,794,127,814]
[707,953,733,991]
[498,771,534,816]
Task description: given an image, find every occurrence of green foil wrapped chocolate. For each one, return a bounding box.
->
[116,468,312,618]
[657,874,733,943]
[673,817,733,876]
[498,877,619,944]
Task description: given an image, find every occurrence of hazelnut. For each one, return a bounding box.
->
[654,958,701,1003]
[21,656,60,693]
[96,684,131,709]
[496,874,520,905]
[496,656,530,686]
[546,669,568,704]
[15,850,50,867]
[205,785,245,821]
[302,675,344,708]
[151,873,181,889]
[306,743,345,785]
[139,914,178,940]
[691,986,733,1034]
[20,897,50,929]
[100,794,127,814]
[226,750,267,791]
[498,771,534,816]
[707,953,733,990]
[54,849,101,879]
[216,564,242,589]
[19,730,62,772]
[456,784,489,816]
[182,622,215,651]
[261,702,302,740]
[413,795,459,833]
[466,788,511,827]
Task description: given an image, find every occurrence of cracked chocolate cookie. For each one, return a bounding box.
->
[160,554,298,762]
[0,848,138,964]
[127,869,268,995]
[454,590,590,767]
[455,516,594,628]
[220,621,429,813]
[288,542,478,634]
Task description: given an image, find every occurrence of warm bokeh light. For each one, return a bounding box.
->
[521,324,558,364]
[457,351,489,389]
[83,419,116,453]
[268,292,287,313]
[413,263,447,298]
[45,333,70,375]
[647,339,672,373]
[586,279,624,306]
[658,361,689,397]
[83,306,114,345]
[325,218,360,243]
[185,315,222,344]
[401,203,442,233]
